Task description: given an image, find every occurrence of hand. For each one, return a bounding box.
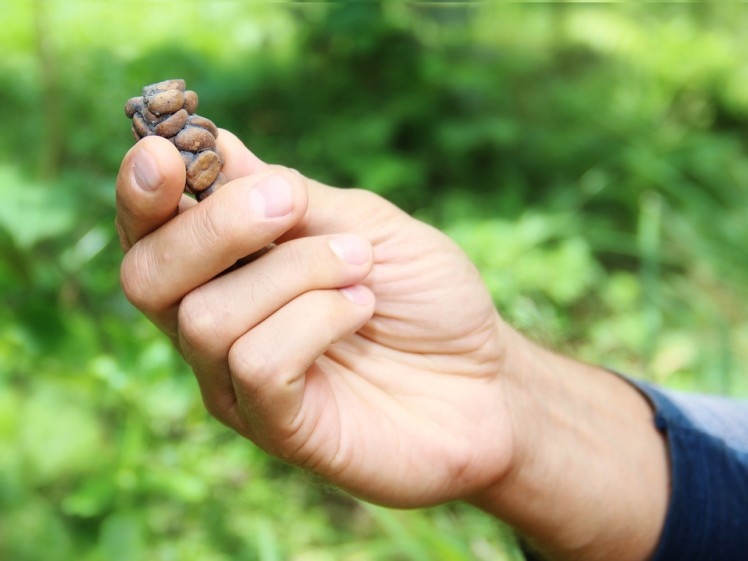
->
[116,131,670,561]
[116,131,516,508]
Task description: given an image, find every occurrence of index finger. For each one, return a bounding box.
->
[215,128,267,179]
[115,136,188,252]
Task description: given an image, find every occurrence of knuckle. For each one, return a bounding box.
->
[202,204,230,241]
[266,164,297,178]
[186,200,232,251]
[350,187,385,209]
[228,338,277,387]
[178,289,223,352]
[200,392,233,427]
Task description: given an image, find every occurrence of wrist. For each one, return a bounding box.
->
[468,331,669,561]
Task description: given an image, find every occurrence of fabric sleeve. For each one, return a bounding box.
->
[628,379,748,561]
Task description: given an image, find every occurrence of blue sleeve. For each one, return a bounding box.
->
[630,380,748,561]
[520,380,748,561]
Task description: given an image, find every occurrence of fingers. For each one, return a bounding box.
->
[216,128,267,179]
[179,233,373,358]
[115,136,188,252]
[228,285,375,448]
[116,129,265,254]
[120,169,309,332]
[216,128,368,243]
[177,233,374,428]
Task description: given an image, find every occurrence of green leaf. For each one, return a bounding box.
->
[0,165,77,249]
[98,510,146,561]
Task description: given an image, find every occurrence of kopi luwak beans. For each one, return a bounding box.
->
[125,79,273,264]
[125,79,226,202]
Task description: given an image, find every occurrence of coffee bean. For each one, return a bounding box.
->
[124,96,144,118]
[132,113,152,138]
[146,90,186,116]
[188,115,219,138]
[143,79,186,97]
[155,109,189,138]
[183,91,199,115]
[174,125,217,152]
[141,105,162,124]
[195,173,228,201]
[186,150,222,192]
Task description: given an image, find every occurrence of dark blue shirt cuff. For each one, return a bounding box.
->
[629,380,748,561]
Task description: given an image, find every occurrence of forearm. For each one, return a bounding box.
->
[469,328,670,561]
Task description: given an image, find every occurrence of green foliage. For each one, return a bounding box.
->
[2,2,748,559]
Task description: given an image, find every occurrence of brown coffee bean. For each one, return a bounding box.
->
[132,113,152,138]
[186,150,222,192]
[141,105,162,124]
[188,115,219,138]
[195,172,228,201]
[143,79,186,97]
[146,90,186,116]
[183,91,198,115]
[124,96,144,118]
[174,125,216,152]
[155,109,189,138]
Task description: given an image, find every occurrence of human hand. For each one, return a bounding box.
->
[116,130,672,561]
[115,131,517,508]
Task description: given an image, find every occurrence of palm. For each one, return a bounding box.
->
[280,186,514,506]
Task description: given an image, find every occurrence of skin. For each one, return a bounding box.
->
[116,132,670,561]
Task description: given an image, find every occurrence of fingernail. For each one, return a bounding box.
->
[329,234,371,266]
[133,148,160,192]
[339,285,374,306]
[248,175,293,218]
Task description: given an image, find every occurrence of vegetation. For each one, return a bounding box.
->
[2,2,747,559]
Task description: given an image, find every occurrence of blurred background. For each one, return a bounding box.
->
[2,2,748,560]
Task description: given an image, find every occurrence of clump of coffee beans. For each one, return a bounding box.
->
[125,79,274,267]
[125,79,226,201]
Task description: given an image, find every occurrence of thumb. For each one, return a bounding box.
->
[115,136,187,252]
